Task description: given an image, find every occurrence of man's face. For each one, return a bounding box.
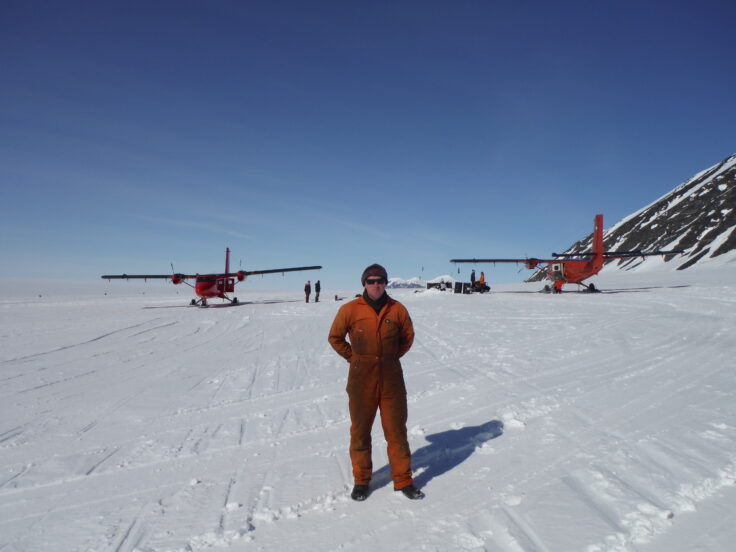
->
[364,276,386,300]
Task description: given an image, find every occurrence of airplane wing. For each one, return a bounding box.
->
[101,266,322,280]
[603,249,685,260]
[453,248,684,265]
[101,274,193,280]
[551,249,685,260]
[239,265,322,276]
[450,258,553,268]
[451,258,550,263]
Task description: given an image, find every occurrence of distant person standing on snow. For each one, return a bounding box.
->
[470,269,476,290]
[478,271,490,292]
[315,280,321,302]
[552,270,565,293]
[328,263,424,502]
[305,280,311,303]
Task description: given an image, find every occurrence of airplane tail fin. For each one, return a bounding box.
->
[592,214,604,259]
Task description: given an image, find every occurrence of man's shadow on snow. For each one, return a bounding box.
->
[372,420,504,490]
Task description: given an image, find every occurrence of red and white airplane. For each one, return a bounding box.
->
[452,214,684,292]
[102,248,321,306]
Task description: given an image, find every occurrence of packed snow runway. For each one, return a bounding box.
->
[1,266,735,552]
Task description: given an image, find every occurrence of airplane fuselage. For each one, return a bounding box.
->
[544,257,603,285]
[194,275,237,299]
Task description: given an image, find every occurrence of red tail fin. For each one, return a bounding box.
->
[592,214,604,267]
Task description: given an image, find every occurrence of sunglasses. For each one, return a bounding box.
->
[365,278,386,285]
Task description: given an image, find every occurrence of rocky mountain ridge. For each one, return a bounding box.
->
[387,275,457,289]
[529,153,735,281]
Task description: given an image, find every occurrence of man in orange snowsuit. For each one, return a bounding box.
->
[328,263,424,501]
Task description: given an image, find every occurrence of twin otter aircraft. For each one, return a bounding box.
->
[452,214,684,292]
[102,248,321,306]
[103,215,683,303]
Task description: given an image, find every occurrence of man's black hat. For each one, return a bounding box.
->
[361,263,388,286]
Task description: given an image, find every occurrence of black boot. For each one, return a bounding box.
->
[396,484,425,500]
[351,484,370,501]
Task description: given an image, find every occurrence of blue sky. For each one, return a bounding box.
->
[1,0,734,290]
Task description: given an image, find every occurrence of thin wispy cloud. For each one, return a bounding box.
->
[132,215,254,240]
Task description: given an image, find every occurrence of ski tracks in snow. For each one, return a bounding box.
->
[2,284,736,551]
[340,289,736,552]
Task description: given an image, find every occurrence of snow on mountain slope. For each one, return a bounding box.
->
[1,267,735,552]
[563,153,736,274]
[387,276,424,289]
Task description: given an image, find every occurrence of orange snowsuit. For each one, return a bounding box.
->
[328,295,415,489]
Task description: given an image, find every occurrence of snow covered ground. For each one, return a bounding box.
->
[1,264,735,552]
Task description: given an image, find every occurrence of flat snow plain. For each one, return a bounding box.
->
[1,264,735,552]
